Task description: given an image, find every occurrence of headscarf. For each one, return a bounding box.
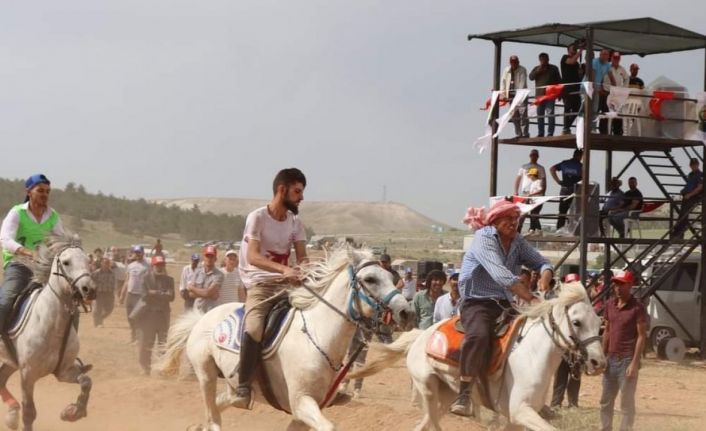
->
[463,199,520,230]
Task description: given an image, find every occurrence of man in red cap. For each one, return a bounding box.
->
[628,64,644,90]
[187,245,224,313]
[600,270,647,431]
[452,199,554,416]
[138,255,174,376]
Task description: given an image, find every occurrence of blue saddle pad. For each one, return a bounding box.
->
[8,289,41,336]
[213,304,292,354]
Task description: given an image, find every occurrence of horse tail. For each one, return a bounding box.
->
[347,329,423,380]
[155,310,202,377]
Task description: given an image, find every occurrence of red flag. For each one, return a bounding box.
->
[649,90,675,121]
[480,97,508,111]
[533,84,564,106]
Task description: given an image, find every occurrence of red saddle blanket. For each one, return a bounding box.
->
[426,315,525,376]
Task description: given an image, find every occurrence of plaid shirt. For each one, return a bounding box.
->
[459,226,552,302]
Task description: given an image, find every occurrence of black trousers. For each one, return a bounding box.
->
[518,204,543,233]
[673,194,702,239]
[551,358,581,407]
[139,310,170,372]
[93,291,115,326]
[563,92,582,133]
[459,298,508,378]
[557,188,574,230]
[0,263,33,330]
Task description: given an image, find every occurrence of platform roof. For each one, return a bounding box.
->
[468,18,706,56]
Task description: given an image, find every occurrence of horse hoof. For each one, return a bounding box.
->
[186,424,207,431]
[60,403,87,422]
[4,406,19,430]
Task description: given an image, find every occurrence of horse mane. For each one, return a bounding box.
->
[23,232,83,285]
[521,281,589,319]
[288,246,374,310]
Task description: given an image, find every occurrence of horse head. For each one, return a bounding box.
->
[552,281,606,376]
[35,233,96,304]
[347,249,415,331]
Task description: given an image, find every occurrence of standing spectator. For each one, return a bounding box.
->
[401,267,416,301]
[628,64,644,90]
[515,149,546,234]
[139,255,175,375]
[413,270,446,330]
[119,245,151,344]
[188,246,224,313]
[111,252,127,301]
[674,158,703,239]
[151,239,164,257]
[600,270,647,431]
[529,53,562,137]
[218,250,246,305]
[591,49,612,119]
[380,254,403,289]
[600,178,627,238]
[550,149,584,230]
[179,253,200,310]
[91,248,104,271]
[561,43,584,134]
[91,257,115,328]
[500,55,529,138]
[600,51,629,135]
[433,272,460,323]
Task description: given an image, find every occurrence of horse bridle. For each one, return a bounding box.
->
[543,305,602,376]
[346,261,402,326]
[51,246,92,305]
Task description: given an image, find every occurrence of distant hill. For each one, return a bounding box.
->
[154,198,447,234]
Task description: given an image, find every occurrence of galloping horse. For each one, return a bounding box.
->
[158,248,414,431]
[348,282,607,431]
[0,233,95,431]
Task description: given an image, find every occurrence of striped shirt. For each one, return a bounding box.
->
[217,268,243,305]
[459,226,552,302]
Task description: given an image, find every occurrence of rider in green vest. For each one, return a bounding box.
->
[0,174,64,331]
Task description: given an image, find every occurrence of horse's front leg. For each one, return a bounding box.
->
[19,373,37,431]
[290,395,335,431]
[56,360,92,422]
[508,402,557,431]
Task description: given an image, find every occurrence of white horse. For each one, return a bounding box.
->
[158,248,414,431]
[348,282,607,431]
[0,233,95,431]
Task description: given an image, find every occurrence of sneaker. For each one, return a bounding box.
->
[561,130,572,135]
[450,390,472,417]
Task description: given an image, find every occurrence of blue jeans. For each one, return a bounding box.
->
[537,100,556,136]
[600,356,638,431]
[0,262,33,331]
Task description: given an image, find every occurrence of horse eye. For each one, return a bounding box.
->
[364,276,376,284]
[572,320,581,328]
[62,260,71,266]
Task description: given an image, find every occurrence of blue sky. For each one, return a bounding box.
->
[1,1,704,226]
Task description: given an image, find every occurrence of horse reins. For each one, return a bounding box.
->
[542,306,602,377]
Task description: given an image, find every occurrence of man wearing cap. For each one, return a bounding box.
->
[187,246,224,313]
[0,174,65,333]
[452,200,553,416]
[233,168,309,409]
[515,149,547,234]
[401,268,416,301]
[179,253,201,310]
[119,245,151,344]
[218,250,245,305]
[600,51,629,135]
[628,64,644,90]
[433,272,460,323]
[674,158,704,239]
[500,55,529,138]
[138,255,174,375]
[600,270,647,431]
[91,257,116,328]
[550,149,584,230]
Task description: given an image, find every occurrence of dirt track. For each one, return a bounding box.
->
[6,299,706,431]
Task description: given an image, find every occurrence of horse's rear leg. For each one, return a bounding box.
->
[0,365,20,430]
[411,376,443,431]
[290,395,334,431]
[55,360,92,422]
[193,356,222,431]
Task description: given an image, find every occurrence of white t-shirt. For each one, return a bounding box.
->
[402,278,416,301]
[603,65,629,90]
[517,163,546,196]
[238,206,307,287]
[218,267,243,305]
[528,178,543,196]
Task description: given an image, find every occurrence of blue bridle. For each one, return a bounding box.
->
[346,262,402,323]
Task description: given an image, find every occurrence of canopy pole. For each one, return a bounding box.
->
[579,28,594,285]
[490,40,502,197]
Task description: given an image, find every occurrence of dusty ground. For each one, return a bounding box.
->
[5,298,706,431]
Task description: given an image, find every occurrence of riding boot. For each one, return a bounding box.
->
[450,379,474,417]
[232,332,261,410]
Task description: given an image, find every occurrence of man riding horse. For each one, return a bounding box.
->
[450,199,554,416]
[0,174,65,332]
[232,168,308,409]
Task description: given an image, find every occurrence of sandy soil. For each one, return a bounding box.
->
[6,300,706,431]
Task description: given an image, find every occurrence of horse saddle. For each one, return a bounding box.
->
[7,283,43,338]
[426,314,526,377]
[213,298,295,358]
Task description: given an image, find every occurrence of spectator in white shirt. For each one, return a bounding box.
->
[218,250,246,305]
[179,253,200,311]
[433,272,461,323]
[401,267,416,301]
